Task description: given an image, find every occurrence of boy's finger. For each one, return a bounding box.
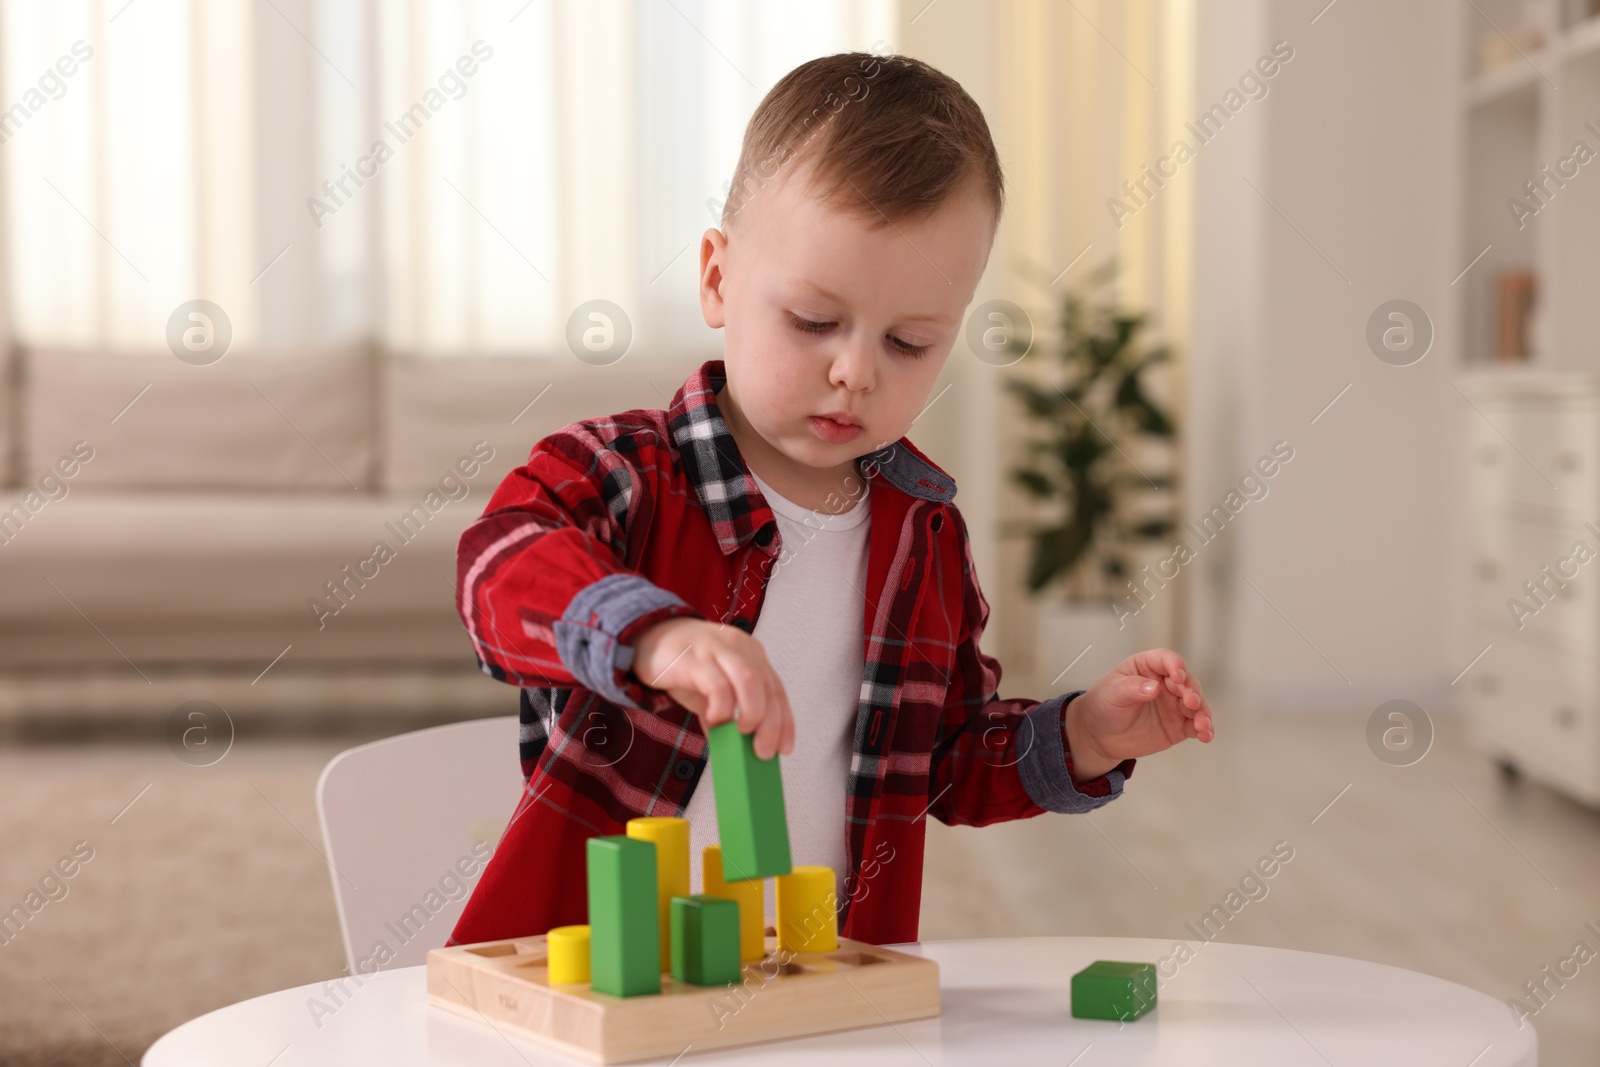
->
[778,681,796,756]
[1163,649,1189,680]
[754,674,774,738]
[766,674,794,756]
[716,651,766,736]
[1118,674,1160,706]
[1137,647,1183,681]
[700,666,736,727]
[752,700,784,760]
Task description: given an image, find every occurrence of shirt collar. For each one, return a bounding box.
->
[666,359,958,556]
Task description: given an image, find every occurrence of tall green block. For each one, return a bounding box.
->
[706,722,791,880]
[669,895,741,987]
[1070,960,1157,1021]
[586,835,661,997]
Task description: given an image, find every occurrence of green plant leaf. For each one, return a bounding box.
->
[1113,370,1174,437]
[1088,334,1120,370]
[1128,519,1177,539]
[1012,469,1054,498]
[1119,473,1178,489]
[1002,377,1063,418]
[1058,433,1110,471]
[1084,257,1119,289]
[1026,517,1095,592]
[1112,314,1145,350]
[1133,346,1170,369]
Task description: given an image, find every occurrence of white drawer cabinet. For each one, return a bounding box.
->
[1466,390,1600,514]
[1464,638,1600,798]
[1471,509,1597,656]
[1459,371,1600,806]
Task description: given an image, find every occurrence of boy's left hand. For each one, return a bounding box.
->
[1063,648,1215,783]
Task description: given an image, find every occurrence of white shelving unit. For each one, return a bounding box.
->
[1458,0,1600,806]
[1459,373,1600,804]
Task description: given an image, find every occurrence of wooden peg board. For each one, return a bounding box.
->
[427,932,941,1063]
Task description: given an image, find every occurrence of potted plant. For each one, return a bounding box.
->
[998,258,1180,687]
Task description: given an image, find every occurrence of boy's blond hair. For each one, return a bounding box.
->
[722,51,1004,233]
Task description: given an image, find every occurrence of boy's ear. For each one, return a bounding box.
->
[699,227,729,329]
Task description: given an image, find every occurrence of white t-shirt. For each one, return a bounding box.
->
[684,469,870,911]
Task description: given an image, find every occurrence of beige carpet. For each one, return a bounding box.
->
[0,708,1595,1065]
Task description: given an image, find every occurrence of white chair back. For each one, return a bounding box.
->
[315,715,523,972]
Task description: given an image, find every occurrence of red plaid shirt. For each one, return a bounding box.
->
[448,359,1134,948]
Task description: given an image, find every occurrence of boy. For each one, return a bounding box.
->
[448,51,1214,949]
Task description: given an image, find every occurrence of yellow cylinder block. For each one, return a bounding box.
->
[547,924,591,984]
[626,816,689,971]
[703,844,767,962]
[776,865,838,954]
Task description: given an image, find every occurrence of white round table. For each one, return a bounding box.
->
[143,936,1536,1066]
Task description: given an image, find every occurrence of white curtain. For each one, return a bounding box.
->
[1,0,895,355]
[0,0,256,347]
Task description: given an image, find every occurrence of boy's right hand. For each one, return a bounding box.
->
[629,617,795,760]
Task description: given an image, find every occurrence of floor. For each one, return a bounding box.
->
[0,707,1594,1066]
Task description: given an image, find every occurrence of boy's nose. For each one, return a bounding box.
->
[827,340,876,395]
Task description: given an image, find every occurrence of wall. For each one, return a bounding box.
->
[1191,0,1465,713]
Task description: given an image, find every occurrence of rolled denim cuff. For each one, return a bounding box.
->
[553,573,692,708]
[1018,689,1128,813]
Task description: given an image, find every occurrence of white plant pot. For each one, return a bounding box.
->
[1034,599,1146,694]
[1033,559,1177,695]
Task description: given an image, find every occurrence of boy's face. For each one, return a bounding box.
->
[698,162,995,483]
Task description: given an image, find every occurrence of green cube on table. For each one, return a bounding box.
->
[707,722,792,881]
[1070,960,1157,1021]
[586,835,661,997]
[670,895,741,986]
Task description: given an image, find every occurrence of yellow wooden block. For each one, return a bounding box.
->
[776,865,838,954]
[547,924,591,984]
[703,844,766,962]
[626,817,689,971]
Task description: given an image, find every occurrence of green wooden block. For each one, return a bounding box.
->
[586,835,661,997]
[1071,960,1157,1021]
[707,721,791,881]
[669,894,741,987]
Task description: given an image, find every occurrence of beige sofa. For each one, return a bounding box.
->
[0,345,706,720]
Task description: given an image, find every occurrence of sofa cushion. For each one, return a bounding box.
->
[380,353,707,491]
[25,345,375,490]
[0,489,487,668]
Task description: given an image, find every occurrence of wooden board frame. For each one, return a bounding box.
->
[427,931,940,1063]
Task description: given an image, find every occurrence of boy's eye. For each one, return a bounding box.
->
[787,313,929,359]
[790,314,833,335]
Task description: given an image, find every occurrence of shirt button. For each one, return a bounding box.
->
[754,524,775,546]
[731,616,753,633]
[673,758,696,780]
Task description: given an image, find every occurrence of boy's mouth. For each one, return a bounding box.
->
[809,413,864,444]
